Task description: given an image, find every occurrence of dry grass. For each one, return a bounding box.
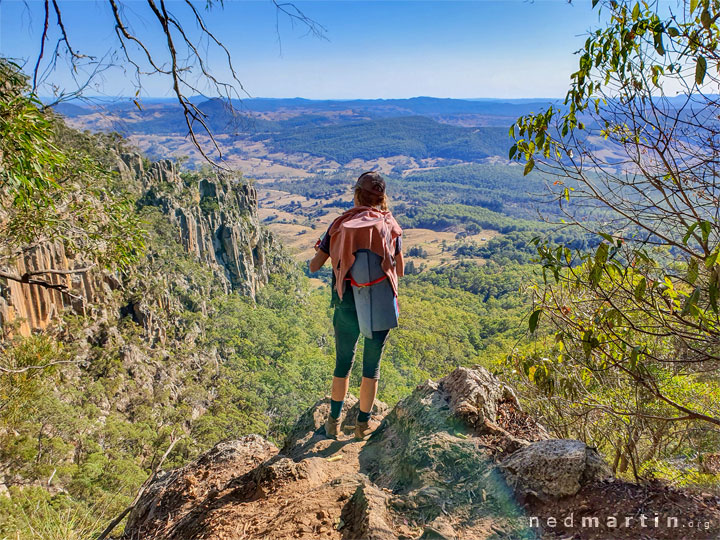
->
[263,216,502,271]
[399,228,499,269]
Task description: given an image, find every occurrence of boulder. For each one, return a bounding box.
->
[501,439,612,500]
[124,435,278,536]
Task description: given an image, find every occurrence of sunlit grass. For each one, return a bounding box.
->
[0,488,126,540]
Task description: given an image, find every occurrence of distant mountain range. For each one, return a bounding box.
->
[52,96,560,129]
[53,94,709,169]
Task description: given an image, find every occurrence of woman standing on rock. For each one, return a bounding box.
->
[309,171,404,440]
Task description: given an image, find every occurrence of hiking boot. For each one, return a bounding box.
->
[354,420,372,440]
[324,415,340,439]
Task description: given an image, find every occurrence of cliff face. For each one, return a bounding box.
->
[118,153,278,298]
[0,243,120,337]
[0,153,278,337]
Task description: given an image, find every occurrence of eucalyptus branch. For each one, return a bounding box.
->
[0,268,91,301]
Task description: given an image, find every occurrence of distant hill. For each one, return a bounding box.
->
[260,116,511,163]
[52,102,92,117]
[51,96,560,134]
[234,96,557,118]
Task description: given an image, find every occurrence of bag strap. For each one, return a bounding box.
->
[346,274,388,288]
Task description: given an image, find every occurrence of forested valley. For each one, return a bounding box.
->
[1,0,720,538]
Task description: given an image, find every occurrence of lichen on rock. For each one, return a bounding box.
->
[500,439,613,500]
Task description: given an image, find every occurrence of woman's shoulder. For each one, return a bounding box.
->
[385,212,403,234]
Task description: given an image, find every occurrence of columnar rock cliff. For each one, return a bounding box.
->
[0,243,117,337]
[117,153,278,297]
[0,153,278,337]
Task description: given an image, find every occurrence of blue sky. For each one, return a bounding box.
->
[1,0,605,99]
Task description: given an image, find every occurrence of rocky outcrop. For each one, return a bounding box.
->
[131,156,279,298]
[0,242,119,338]
[125,436,279,538]
[121,366,715,540]
[501,439,612,500]
[0,153,280,337]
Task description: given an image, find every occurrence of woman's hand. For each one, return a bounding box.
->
[309,248,329,273]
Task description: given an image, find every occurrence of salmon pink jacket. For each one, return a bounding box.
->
[328,206,404,301]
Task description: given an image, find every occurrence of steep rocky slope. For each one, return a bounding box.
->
[118,153,277,297]
[120,366,720,540]
[0,145,290,511]
[0,152,279,338]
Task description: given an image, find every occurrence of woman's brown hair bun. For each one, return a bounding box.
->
[354,171,388,210]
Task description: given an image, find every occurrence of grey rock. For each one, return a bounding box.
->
[340,478,395,540]
[501,439,613,500]
[441,365,513,425]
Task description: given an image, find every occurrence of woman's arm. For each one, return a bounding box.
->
[395,236,404,277]
[309,225,333,273]
[309,249,330,273]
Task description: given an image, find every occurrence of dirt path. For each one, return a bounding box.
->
[210,426,386,539]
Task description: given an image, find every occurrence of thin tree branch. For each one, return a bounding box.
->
[0,359,80,374]
[32,0,50,93]
[96,433,181,540]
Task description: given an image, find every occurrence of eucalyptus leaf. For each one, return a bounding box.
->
[634,277,647,301]
[696,56,707,85]
[687,259,699,285]
[524,158,535,176]
[529,309,542,333]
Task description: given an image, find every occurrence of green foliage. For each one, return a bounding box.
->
[376,267,530,403]
[0,487,120,540]
[509,236,720,478]
[401,163,556,219]
[0,335,64,427]
[407,246,428,258]
[0,60,64,208]
[263,116,510,164]
[640,459,719,489]
[397,203,540,233]
[499,0,720,482]
[0,59,145,269]
[199,194,220,214]
[511,0,720,165]
[455,230,592,264]
[194,275,336,442]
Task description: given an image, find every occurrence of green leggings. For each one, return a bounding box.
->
[333,305,389,380]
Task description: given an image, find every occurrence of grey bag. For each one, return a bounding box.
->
[349,249,399,339]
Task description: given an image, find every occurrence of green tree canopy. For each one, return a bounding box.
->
[508,0,720,478]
